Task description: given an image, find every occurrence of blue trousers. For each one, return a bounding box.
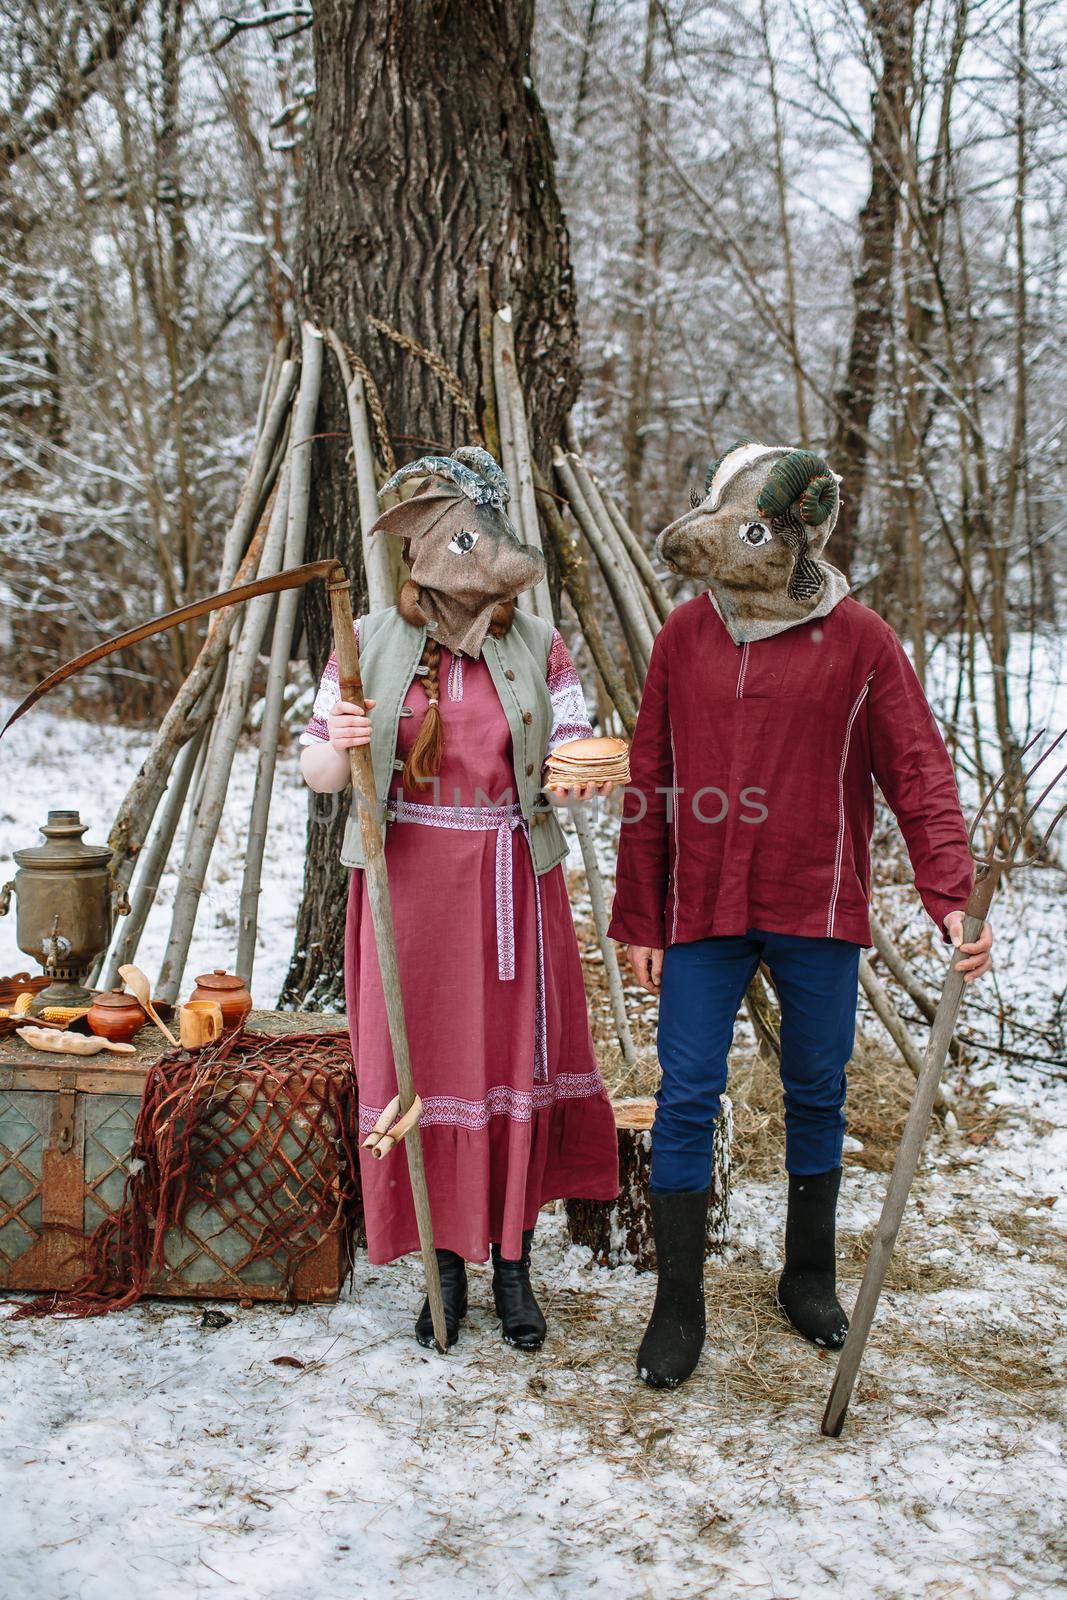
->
[652,931,860,1192]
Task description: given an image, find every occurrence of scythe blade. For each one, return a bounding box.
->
[1,559,340,739]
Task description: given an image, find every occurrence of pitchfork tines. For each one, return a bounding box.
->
[967,727,1067,877]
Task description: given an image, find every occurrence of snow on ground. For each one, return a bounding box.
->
[1,705,1066,1598]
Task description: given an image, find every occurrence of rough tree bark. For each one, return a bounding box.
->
[830,0,917,580]
[282,0,581,1007]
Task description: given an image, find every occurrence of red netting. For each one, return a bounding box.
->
[15,1028,362,1318]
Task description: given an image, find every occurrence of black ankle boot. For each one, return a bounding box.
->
[492,1228,546,1351]
[415,1250,468,1349]
[776,1167,849,1349]
[637,1190,709,1389]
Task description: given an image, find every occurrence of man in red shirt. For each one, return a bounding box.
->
[607,442,993,1390]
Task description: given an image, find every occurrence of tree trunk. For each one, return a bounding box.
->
[830,0,916,580]
[566,1098,733,1269]
[282,0,581,1007]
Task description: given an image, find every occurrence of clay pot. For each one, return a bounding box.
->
[86,989,147,1044]
[189,969,252,1031]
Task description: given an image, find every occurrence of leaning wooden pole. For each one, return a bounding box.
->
[554,450,652,680]
[156,460,295,1002]
[99,706,214,989]
[326,566,448,1353]
[324,327,394,613]
[234,463,294,984]
[237,326,327,981]
[493,306,553,622]
[571,808,636,1069]
[534,466,638,734]
[105,371,296,898]
[567,451,661,638]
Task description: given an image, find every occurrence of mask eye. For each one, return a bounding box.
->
[448,528,479,554]
[740,521,772,547]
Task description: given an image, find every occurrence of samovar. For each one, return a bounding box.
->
[0,810,129,1010]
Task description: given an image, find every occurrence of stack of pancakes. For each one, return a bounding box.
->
[544,735,630,791]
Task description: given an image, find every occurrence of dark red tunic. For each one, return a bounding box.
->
[608,594,973,950]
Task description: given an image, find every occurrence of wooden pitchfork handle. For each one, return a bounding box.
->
[820,865,1000,1437]
[325,567,448,1354]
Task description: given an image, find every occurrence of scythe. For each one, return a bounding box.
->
[1,560,449,1353]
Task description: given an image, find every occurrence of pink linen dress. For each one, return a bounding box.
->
[302,629,620,1263]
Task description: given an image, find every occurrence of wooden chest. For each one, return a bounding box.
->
[0,1013,351,1303]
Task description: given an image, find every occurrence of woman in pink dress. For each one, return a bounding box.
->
[300,448,619,1350]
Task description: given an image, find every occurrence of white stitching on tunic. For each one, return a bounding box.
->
[735,642,750,699]
[669,726,680,944]
[357,1071,605,1133]
[447,654,464,701]
[827,672,875,937]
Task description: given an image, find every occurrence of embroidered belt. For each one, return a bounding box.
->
[393,798,525,982]
[392,796,548,1081]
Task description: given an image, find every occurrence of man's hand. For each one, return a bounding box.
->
[944,911,993,983]
[627,944,663,995]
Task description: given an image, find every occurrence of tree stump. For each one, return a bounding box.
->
[566,1096,732,1270]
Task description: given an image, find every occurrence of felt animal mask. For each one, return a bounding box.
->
[656,442,849,644]
[373,447,546,658]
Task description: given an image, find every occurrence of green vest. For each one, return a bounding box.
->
[339,606,569,877]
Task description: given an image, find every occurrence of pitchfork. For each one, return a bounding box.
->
[822,728,1066,1437]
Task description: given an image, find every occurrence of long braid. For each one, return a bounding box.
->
[403,636,444,790]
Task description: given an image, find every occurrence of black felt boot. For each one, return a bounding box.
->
[415,1250,468,1349]
[776,1167,849,1349]
[637,1190,709,1389]
[492,1228,547,1351]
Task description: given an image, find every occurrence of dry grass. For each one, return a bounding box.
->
[504,1230,1066,1459]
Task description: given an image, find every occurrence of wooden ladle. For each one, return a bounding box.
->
[118,963,179,1047]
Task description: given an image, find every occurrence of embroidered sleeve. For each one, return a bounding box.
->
[544,628,594,760]
[299,619,362,746]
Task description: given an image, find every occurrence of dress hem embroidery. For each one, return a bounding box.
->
[358,1071,605,1133]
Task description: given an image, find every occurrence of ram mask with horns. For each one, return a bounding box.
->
[657,442,849,645]
[373,447,545,661]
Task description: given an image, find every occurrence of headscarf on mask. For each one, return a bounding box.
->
[371,449,546,660]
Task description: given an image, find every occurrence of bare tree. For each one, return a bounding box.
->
[282,0,582,1006]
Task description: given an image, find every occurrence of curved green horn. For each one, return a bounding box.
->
[756,449,839,527]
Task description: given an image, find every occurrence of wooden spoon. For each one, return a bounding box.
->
[117,963,179,1047]
[17,1026,136,1056]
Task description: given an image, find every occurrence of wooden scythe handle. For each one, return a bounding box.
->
[325,566,448,1354]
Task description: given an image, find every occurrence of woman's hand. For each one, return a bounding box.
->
[328,698,375,753]
[944,911,994,983]
[544,779,615,805]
